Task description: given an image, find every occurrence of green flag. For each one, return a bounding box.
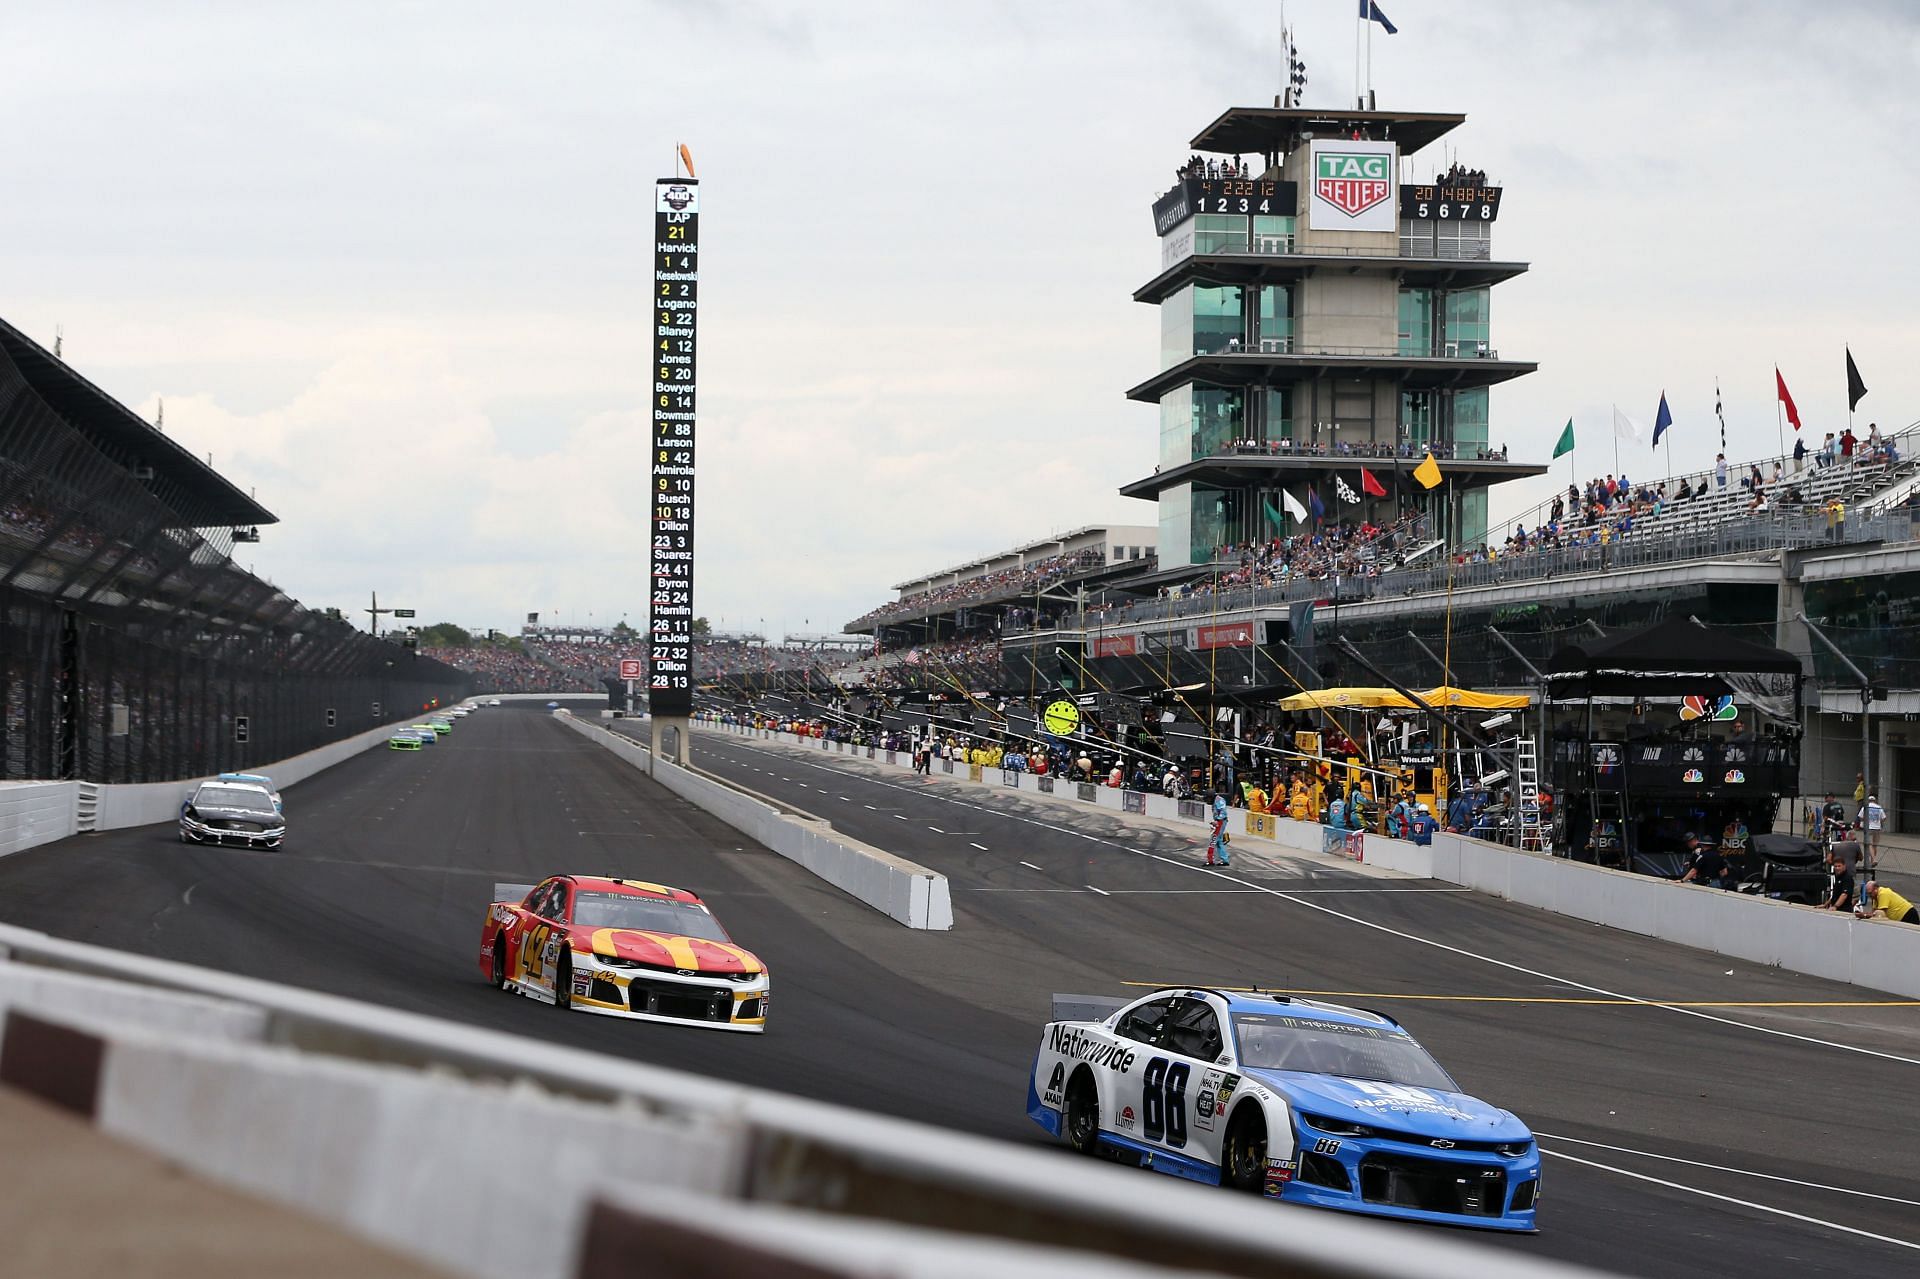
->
[1262,497,1288,533]
[1552,418,1575,459]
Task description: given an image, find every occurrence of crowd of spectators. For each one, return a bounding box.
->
[838,636,1005,691]
[846,548,1108,632]
[1487,424,1918,565]
[1220,439,1510,461]
[1154,513,1428,603]
[1174,154,1252,182]
[421,644,576,693]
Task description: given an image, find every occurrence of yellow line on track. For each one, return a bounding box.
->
[1118,982,1920,1008]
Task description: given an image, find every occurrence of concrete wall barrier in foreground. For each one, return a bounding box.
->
[557,714,952,930]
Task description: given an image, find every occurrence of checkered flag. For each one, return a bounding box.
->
[1335,476,1362,504]
[1715,379,1726,452]
[1287,29,1308,103]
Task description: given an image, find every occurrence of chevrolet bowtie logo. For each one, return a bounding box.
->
[1430,1139,1456,1149]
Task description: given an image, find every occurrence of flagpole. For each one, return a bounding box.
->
[1354,9,1363,108]
[1612,404,1619,476]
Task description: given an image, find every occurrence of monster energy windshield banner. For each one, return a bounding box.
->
[1307,138,1398,233]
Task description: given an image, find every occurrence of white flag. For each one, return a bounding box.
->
[1612,405,1645,443]
[1335,476,1361,504]
[1281,489,1308,521]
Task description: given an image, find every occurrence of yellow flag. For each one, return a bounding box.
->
[1413,452,1443,489]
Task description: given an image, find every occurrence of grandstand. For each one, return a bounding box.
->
[0,316,468,781]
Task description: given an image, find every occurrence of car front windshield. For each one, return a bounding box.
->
[570,891,731,942]
[194,786,277,817]
[1232,1013,1459,1091]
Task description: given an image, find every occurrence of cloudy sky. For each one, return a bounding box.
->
[5,1,1916,639]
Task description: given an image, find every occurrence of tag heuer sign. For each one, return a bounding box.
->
[1307,139,1397,232]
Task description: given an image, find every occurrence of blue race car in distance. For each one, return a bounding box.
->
[1028,988,1539,1231]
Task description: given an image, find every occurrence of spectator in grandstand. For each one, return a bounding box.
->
[1819,433,1838,467]
[1793,436,1808,471]
[1841,427,1857,459]
[1714,454,1728,489]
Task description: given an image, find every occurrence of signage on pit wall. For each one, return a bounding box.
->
[618,658,644,681]
[1042,700,1081,736]
[1307,139,1397,233]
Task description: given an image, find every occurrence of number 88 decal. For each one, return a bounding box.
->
[1141,1057,1192,1147]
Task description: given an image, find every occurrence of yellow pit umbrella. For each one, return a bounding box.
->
[1275,687,1409,712]
[1277,685,1530,712]
[1414,686,1530,710]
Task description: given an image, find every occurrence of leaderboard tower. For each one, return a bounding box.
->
[1122,105,1546,564]
[648,171,698,761]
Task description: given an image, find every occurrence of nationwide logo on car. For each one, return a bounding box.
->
[1315,151,1391,218]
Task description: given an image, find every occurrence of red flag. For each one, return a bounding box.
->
[1775,366,1802,431]
[1360,467,1387,498]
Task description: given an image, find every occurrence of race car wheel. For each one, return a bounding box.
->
[1222,1107,1267,1193]
[1064,1070,1100,1156]
[490,934,507,990]
[553,952,573,1012]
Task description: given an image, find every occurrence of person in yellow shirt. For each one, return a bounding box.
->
[1857,882,1918,924]
[1287,783,1310,821]
[1245,782,1270,814]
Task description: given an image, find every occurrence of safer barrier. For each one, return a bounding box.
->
[0,922,1589,1279]
[556,713,952,930]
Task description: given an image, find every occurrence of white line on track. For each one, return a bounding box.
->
[1019,861,1044,871]
[1086,885,1111,896]
[1535,1132,1920,1207]
[928,826,946,833]
[708,732,1920,1069]
[970,842,989,852]
[1543,1149,1920,1253]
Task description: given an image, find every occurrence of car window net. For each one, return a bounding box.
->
[1231,1014,1458,1090]
[571,893,731,941]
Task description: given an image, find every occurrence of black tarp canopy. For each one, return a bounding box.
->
[1545,617,1803,700]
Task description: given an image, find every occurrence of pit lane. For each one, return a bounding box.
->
[0,703,1914,1276]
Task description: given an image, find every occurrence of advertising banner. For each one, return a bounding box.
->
[1307,139,1397,233]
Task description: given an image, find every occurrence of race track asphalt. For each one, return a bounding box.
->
[1,702,1915,1277]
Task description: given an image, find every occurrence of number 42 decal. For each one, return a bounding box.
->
[1142,1057,1192,1147]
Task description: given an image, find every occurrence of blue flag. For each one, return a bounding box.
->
[1360,1,1398,34]
[1308,487,1325,522]
[1652,392,1673,448]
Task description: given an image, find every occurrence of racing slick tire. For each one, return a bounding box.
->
[554,951,573,1012]
[1064,1069,1100,1157]
[490,934,507,990]
[1221,1106,1267,1193]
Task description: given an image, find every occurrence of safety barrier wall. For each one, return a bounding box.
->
[90,717,420,833]
[1424,830,1920,997]
[556,713,951,930]
[0,922,1585,1279]
[702,723,1920,996]
[0,781,79,856]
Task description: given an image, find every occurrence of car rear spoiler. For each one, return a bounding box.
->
[493,883,535,905]
[1051,993,1130,1025]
